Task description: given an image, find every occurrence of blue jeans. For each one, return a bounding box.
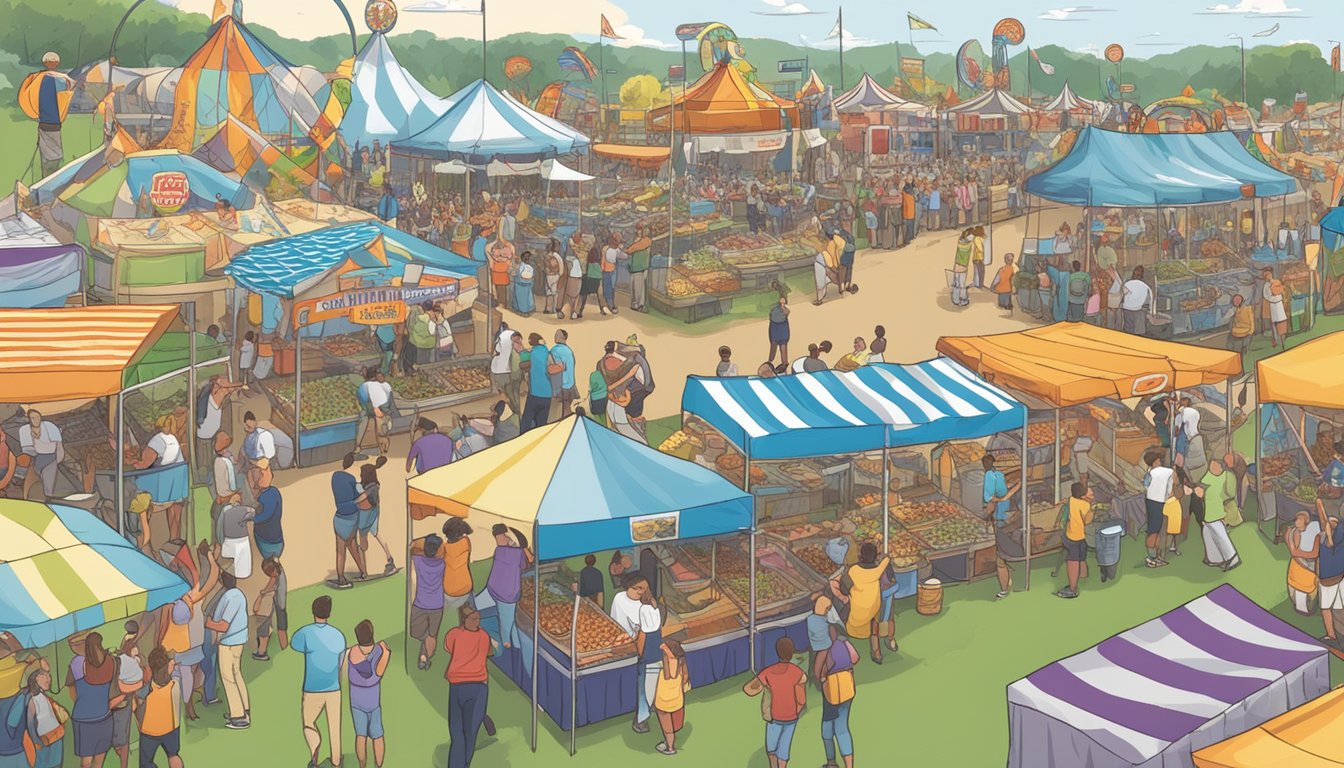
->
[201,633,219,703]
[602,271,616,307]
[636,661,662,725]
[448,682,489,768]
[880,581,900,622]
[496,600,518,649]
[765,719,798,761]
[822,700,854,760]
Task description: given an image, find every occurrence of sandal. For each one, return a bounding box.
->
[655,742,676,755]
[886,639,899,652]
[870,652,883,665]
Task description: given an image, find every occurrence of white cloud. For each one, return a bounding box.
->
[800,29,880,50]
[1073,43,1103,56]
[1203,0,1300,13]
[1039,6,1115,21]
[756,0,820,15]
[608,23,677,51]
[402,0,480,11]
[1139,32,1161,38]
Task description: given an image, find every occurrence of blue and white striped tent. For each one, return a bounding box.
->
[340,33,455,150]
[682,358,1027,460]
[226,221,478,297]
[0,500,188,648]
[393,79,590,164]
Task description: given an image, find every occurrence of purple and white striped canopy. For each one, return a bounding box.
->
[1008,585,1328,767]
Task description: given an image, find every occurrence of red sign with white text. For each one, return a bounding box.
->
[150,172,190,214]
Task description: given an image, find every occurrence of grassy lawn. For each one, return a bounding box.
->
[641,270,817,336]
[0,108,99,189]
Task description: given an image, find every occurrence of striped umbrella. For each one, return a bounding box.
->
[0,500,188,648]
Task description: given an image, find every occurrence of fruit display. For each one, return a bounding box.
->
[1292,482,1319,503]
[271,375,361,424]
[889,500,962,528]
[1028,422,1056,448]
[321,334,376,358]
[1156,261,1193,282]
[681,249,724,273]
[687,270,741,295]
[716,232,778,252]
[1199,238,1233,259]
[1260,453,1293,479]
[721,572,795,605]
[429,363,492,394]
[1179,286,1219,312]
[1185,258,1219,275]
[915,517,993,550]
[392,371,449,402]
[854,458,885,477]
[854,492,881,508]
[720,243,812,267]
[796,545,839,576]
[665,277,699,298]
[888,531,924,566]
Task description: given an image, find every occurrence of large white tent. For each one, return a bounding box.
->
[340,32,453,149]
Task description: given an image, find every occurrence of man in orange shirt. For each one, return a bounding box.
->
[444,606,494,768]
[487,237,513,311]
[992,253,1017,312]
[900,183,918,248]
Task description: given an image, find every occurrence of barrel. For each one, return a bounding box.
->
[1095,524,1124,568]
[916,578,943,616]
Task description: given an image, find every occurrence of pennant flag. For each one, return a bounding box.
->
[600,14,623,39]
[211,0,230,23]
[828,13,842,40]
[1031,48,1055,76]
[908,13,937,32]
[1333,44,1340,73]
[1252,23,1279,38]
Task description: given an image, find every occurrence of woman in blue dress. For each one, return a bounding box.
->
[356,458,396,577]
[512,251,536,316]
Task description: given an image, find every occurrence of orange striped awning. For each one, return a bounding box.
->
[0,306,180,402]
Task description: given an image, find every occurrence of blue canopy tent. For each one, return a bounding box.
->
[682,358,1032,643]
[340,32,455,151]
[407,414,752,752]
[1320,207,1344,315]
[226,221,479,462]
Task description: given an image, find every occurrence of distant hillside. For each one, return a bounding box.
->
[0,0,1337,107]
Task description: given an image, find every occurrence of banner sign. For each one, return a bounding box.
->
[675,22,709,41]
[778,58,807,73]
[630,511,679,544]
[294,283,460,328]
[901,57,925,77]
[149,172,190,215]
[1119,83,1136,93]
[669,64,686,81]
[692,131,789,154]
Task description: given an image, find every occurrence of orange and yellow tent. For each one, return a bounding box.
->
[936,322,1242,407]
[0,306,179,402]
[1194,686,1344,767]
[647,62,801,134]
[1257,331,1344,410]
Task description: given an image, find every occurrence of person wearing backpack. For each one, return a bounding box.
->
[1066,261,1090,322]
[1058,482,1095,599]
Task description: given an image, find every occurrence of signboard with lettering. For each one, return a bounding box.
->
[901,57,925,77]
[778,58,807,74]
[149,172,190,215]
[675,23,709,41]
[293,283,460,328]
[669,64,686,82]
[1118,83,1136,94]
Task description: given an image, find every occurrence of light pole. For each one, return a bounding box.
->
[1330,39,1340,101]
[1228,34,1246,105]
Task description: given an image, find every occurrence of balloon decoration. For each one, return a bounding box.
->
[1105,43,1125,63]
[364,0,397,33]
[956,40,983,93]
[991,18,1024,91]
[557,46,597,80]
[504,55,532,82]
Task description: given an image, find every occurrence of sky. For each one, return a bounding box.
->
[156,0,1344,59]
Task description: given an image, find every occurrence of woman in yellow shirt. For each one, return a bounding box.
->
[137,647,182,768]
[838,542,892,664]
[1059,482,1094,599]
[652,639,690,756]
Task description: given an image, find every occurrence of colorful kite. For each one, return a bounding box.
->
[504,55,532,82]
[557,47,597,80]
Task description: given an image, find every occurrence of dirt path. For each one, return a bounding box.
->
[260,215,1042,591]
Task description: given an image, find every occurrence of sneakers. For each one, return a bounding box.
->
[251,652,270,662]
[384,559,396,576]
[335,579,353,590]
[656,742,677,756]
[1222,558,1242,572]
[1145,558,1167,568]
[225,717,250,730]
[632,719,650,734]
[1056,589,1079,599]
[994,590,1010,601]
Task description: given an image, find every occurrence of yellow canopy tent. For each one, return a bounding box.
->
[1257,331,1344,410]
[936,322,1243,408]
[0,305,179,402]
[1194,686,1344,767]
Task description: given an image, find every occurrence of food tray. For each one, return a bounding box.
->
[519,578,635,667]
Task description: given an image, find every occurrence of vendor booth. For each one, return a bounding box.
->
[943,88,1034,156]
[0,499,189,648]
[0,306,226,549]
[1194,685,1344,767]
[0,206,85,308]
[225,221,483,466]
[679,359,1031,612]
[1022,126,1300,338]
[937,323,1242,551]
[1007,584,1329,768]
[832,73,935,159]
[406,415,753,754]
[1255,331,1344,541]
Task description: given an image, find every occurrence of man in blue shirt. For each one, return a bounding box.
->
[376,183,399,227]
[291,596,347,768]
[253,468,284,560]
[549,329,578,418]
[36,52,73,177]
[205,570,251,729]
[331,454,367,589]
[982,454,1017,601]
[520,333,553,433]
[1323,441,1344,495]
[1315,502,1344,646]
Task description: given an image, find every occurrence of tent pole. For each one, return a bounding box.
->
[744,438,756,674]
[1053,408,1061,505]
[186,301,197,545]
[882,435,891,555]
[1257,399,1265,538]
[116,391,125,538]
[570,592,578,756]
[1022,409,1031,591]
[531,524,540,753]
[1225,377,1233,464]
[294,328,303,468]
[403,501,412,675]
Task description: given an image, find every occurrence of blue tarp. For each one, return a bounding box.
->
[225,221,477,297]
[393,78,589,164]
[1322,207,1344,251]
[1025,126,1298,207]
[0,213,84,308]
[682,358,1027,460]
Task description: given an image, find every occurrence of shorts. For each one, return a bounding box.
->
[139,730,180,762]
[1321,580,1344,610]
[334,513,359,541]
[357,506,380,535]
[256,607,286,637]
[111,705,132,748]
[444,592,475,612]
[1063,537,1087,562]
[410,605,445,640]
[656,707,684,732]
[1145,499,1166,535]
[73,713,113,757]
[257,538,284,560]
[352,707,384,739]
[764,719,798,761]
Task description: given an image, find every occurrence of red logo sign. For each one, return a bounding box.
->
[149,172,190,214]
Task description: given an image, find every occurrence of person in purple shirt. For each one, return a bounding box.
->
[486,524,533,652]
[409,534,447,670]
[332,453,369,589]
[406,418,455,476]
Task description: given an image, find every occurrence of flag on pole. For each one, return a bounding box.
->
[1031,48,1056,76]
[1252,23,1279,38]
[828,14,841,40]
[907,13,937,31]
[1332,44,1340,72]
[600,14,623,39]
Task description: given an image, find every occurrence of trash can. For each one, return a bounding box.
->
[1095,524,1124,582]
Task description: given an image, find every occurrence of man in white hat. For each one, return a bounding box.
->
[36,52,74,177]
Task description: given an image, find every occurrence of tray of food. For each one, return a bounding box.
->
[1260,452,1294,479]
[268,374,362,427]
[912,516,994,552]
[887,530,925,569]
[713,453,767,487]
[519,578,635,666]
[321,334,379,359]
[889,500,964,529]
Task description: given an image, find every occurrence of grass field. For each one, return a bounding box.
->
[0,108,99,190]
